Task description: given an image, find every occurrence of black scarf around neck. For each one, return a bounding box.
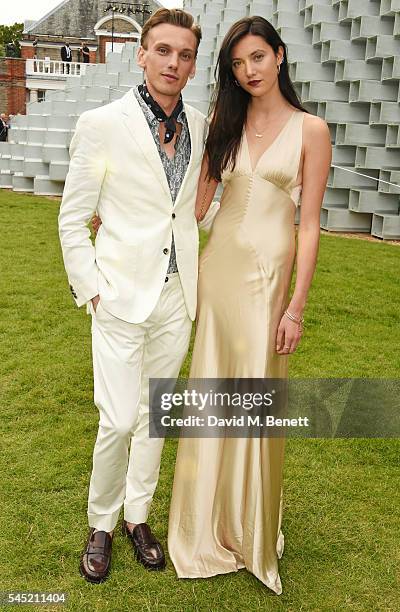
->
[138,83,183,144]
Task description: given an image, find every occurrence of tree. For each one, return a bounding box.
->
[0,23,24,58]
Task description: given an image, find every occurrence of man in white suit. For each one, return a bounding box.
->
[59,8,206,583]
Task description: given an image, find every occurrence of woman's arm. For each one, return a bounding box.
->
[195,153,219,222]
[276,114,331,354]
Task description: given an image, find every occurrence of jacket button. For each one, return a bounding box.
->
[165,276,169,283]
[163,248,169,254]
[172,213,176,219]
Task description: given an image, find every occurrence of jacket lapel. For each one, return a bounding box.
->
[174,102,203,205]
[121,88,171,200]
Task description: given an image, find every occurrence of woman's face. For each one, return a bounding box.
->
[230,34,283,97]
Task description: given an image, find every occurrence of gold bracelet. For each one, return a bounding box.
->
[284,309,304,325]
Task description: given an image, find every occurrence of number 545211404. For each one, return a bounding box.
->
[1,592,67,605]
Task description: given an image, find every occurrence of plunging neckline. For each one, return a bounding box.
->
[244,111,298,173]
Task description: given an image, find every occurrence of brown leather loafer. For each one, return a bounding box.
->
[122,520,166,571]
[79,528,113,583]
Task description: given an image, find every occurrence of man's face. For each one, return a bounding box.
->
[137,23,197,99]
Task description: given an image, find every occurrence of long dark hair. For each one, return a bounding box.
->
[206,16,308,182]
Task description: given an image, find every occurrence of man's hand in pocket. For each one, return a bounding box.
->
[91,295,100,312]
[92,215,102,234]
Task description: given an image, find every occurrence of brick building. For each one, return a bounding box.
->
[0,58,26,117]
[2,0,161,115]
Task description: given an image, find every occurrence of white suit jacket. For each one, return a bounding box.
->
[58,88,207,323]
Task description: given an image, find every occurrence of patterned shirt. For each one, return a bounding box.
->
[133,86,191,274]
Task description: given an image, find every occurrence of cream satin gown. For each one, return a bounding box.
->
[168,110,305,595]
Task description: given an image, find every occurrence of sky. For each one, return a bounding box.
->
[1,0,183,26]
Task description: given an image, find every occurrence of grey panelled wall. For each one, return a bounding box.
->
[0,0,399,239]
[184,0,400,239]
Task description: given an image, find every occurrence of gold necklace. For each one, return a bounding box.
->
[247,111,291,138]
[247,119,272,139]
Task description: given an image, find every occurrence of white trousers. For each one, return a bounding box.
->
[87,273,192,532]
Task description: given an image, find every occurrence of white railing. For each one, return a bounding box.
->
[26,59,88,77]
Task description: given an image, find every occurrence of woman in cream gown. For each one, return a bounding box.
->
[168,17,331,594]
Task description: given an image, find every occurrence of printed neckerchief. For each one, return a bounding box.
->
[138,82,183,144]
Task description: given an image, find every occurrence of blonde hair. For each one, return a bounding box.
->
[141,8,202,56]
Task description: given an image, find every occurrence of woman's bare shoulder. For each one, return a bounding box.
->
[302,112,330,141]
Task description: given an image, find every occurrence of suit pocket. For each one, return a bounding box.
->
[94,300,107,319]
[92,300,111,321]
[89,299,100,316]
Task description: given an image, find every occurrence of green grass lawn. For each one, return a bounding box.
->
[0,190,399,611]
